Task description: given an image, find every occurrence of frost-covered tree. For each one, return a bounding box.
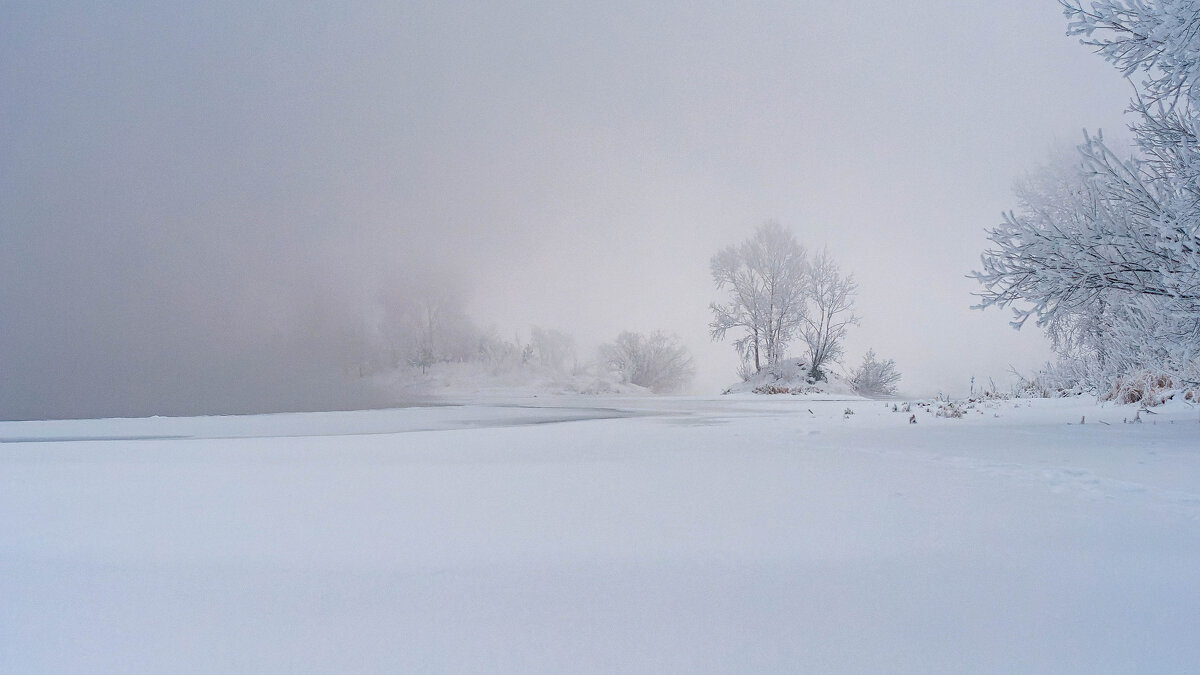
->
[600,331,695,393]
[850,349,901,397]
[973,0,1200,389]
[360,274,481,375]
[529,326,576,372]
[710,224,861,381]
[475,329,524,372]
[800,250,858,381]
[709,222,808,375]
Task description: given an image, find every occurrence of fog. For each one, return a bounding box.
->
[1,2,1133,419]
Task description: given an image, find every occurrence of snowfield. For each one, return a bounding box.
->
[2,396,1199,673]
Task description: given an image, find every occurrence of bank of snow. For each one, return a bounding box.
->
[722,357,866,399]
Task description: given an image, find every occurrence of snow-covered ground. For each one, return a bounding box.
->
[2,396,1199,673]
[720,357,865,399]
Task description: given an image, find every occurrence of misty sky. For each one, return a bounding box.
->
[1,1,1135,419]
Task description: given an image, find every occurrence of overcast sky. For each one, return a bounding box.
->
[1,1,1134,419]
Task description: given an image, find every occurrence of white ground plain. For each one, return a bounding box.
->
[2,395,1199,673]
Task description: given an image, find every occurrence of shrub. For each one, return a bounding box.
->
[599,331,695,394]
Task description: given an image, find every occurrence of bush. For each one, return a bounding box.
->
[850,349,901,397]
[1102,371,1177,406]
[599,331,695,394]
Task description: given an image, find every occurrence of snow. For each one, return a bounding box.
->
[2,396,1199,672]
[721,357,865,399]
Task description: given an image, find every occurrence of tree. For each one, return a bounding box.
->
[529,326,576,372]
[800,249,858,381]
[973,1,1200,388]
[709,222,808,375]
[850,349,901,397]
[600,331,695,393]
[363,272,481,375]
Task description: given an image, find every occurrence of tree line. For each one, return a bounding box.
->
[354,222,902,398]
[347,283,695,394]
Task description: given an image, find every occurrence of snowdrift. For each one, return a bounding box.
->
[722,358,866,399]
